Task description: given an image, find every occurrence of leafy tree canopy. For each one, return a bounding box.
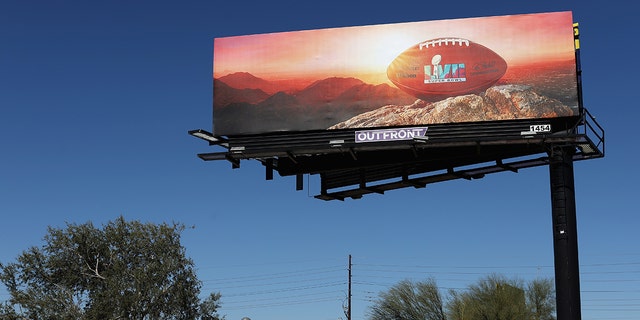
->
[369,274,555,320]
[369,278,446,320]
[0,216,223,320]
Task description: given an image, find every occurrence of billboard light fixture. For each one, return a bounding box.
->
[189,129,220,143]
[230,146,245,153]
[577,143,595,154]
[413,136,429,142]
[330,139,345,148]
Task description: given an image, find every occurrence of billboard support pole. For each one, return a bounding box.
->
[548,145,582,320]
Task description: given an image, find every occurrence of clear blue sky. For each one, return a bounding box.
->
[0,1,636,320]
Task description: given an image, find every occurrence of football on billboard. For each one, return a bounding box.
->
[387,38,507,102]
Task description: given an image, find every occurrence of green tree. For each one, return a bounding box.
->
[447,289,473,320]
[447,275,555,320]
[0,216,224,320]
[368,278,446,320]
[463,274,528,320]
[448,275,555,320]
[526,278,555,320]
[369,275,555,320]
[0,301,21,320]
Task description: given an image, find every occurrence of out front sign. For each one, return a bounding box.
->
[355,127,428,143]
[213,11,578,136]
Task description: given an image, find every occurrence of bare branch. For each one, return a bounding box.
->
[82,257,105,280]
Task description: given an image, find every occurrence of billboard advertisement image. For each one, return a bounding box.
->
[213,11,578,136]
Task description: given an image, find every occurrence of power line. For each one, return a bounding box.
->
[198,256,640,318]
[202,265,344,284]
[219,281,347,297]
[222,296,343,310]
[225,290,344,305]
[208,275,345,290]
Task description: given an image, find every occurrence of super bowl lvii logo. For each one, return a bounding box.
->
[424,54,467,84]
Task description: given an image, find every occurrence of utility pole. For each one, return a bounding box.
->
[348,254,352,320]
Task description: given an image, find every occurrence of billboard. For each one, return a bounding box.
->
[213,11,579,137]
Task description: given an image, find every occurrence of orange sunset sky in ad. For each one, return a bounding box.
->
[213,11,575,85]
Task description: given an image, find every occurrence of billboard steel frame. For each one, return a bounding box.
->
[191,108,602,200]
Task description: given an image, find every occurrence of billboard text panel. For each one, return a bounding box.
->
[213,11,578,136]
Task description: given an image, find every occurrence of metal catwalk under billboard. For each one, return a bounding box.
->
[213,11,578,136]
